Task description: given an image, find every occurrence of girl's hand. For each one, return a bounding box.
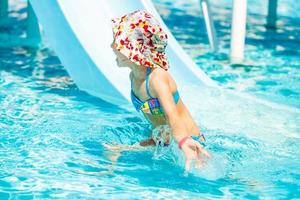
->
[180,138,211,171]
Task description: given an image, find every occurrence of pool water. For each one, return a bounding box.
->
[154,0,300,109]
[0,0,299,199]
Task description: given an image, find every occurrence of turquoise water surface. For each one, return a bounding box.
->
[0,0,299,199]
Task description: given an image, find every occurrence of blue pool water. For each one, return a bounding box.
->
[0,0,299,199]
[155,0,300,109]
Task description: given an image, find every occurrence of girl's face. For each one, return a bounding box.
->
[111,43,133,68]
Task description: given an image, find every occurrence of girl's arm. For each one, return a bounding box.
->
[151,70,210,171]
[150,70,189,141]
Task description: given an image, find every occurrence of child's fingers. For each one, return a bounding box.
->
[195,142,211,158]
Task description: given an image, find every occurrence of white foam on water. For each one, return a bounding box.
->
[179,84,300,144]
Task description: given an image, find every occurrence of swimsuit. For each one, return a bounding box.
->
[130,68,206,146]
[130,67,180,116]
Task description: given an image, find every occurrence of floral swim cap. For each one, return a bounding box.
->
[111,10,169,70]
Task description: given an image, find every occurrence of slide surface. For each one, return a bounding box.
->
[29,0,217,105]
[29,0,300,151]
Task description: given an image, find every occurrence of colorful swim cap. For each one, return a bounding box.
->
[111,10,169,70]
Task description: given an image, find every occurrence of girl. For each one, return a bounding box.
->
[110,10,210,171]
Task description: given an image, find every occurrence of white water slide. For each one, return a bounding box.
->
[29,0,299,145]
[29,0,217,105]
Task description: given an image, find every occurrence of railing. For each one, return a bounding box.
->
[200,0,219,52]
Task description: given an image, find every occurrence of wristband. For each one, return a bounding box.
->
[178,136,190,149]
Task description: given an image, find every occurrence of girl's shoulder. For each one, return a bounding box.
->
[150,67,177,93]
[151,67,169,81]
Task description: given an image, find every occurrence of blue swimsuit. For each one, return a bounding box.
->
[130,68,206,146]
[131,68,180,116]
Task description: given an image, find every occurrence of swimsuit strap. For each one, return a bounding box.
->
[146,67,154,99]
